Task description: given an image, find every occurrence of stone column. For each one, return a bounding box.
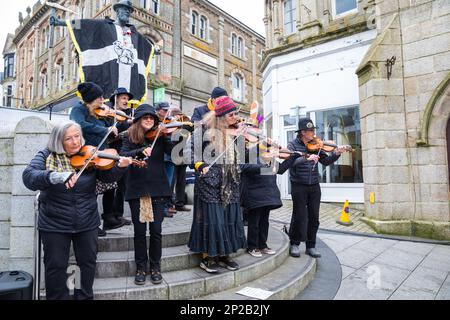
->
[32,27,40,100]
[251,37,258,103]
[296,0,303,31]
[10,117,53,274]
[272,0,281,45]
[218,16,225,87]
[171,0,181,81]
[263,16,271,49]
[64,36,71,87]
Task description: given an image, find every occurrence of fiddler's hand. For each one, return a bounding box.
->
[143,147,153,158]
[201,166,210,176]
[65,174,78,190]
[110,126,119,137]
[335,146,348,155]
[307,154,320,164]
[118,157,133,168]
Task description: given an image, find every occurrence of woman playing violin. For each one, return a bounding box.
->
[70,82,126,235]
[70,82,119,150]
[120,104,174,286]
[22,122,132,300]
[287,117,349,259]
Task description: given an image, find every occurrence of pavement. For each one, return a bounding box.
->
[101,198,450,300]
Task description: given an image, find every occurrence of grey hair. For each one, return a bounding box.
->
[47,121,85,154]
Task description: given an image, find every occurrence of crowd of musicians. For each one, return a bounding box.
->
[22,82,349,300]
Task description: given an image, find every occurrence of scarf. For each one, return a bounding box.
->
[46,153,77,173]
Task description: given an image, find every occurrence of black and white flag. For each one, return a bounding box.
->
[67,18,154,104]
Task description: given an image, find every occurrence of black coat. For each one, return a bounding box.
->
[191,104,210,122]
[120,134,173,200]
[287,138,340,185]
[22,148,126,233]
[240,155,299,211]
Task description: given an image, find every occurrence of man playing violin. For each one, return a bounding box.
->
[103,87,135,228]
[287,117,348,259]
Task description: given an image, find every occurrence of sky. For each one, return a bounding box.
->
[0,0,265,70]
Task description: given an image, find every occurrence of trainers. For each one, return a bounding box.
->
[247,249,263,258]
[150,270,163,285]
[218,256,240,271]
[306,248,322,258]
[261,248,276,255]
[289,244,301,258]
[134,270,146,286]
[199,257,219,273]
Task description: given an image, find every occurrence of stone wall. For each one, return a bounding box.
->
[0,113,67,273]
[357,0,450,240]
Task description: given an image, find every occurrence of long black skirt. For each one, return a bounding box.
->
[188,196,247,257]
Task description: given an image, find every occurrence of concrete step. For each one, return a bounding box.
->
[91,227,286,278]
[198,255,317,300]
[92,228,290,300]
[97,225,191,252]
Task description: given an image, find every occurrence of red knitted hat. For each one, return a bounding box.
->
[214,96,237,117]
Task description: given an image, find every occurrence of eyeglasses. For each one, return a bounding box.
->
[227,112,238,117]
[141,116,154,121]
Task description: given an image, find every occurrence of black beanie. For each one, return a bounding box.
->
[211,87,228,99]
[78,82,104,103]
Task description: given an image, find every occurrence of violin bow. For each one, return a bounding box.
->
[204,133,243,173]
[143,108,173,161]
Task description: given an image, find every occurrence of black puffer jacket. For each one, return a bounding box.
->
[120,134,173,200]
[22,148,127,233]
[287,138,340,185]
[240,154,299,211]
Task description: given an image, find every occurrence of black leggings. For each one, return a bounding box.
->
[247,207,271,250]
[128,198,166,272]
[40,229,98,300]
[289,183,321,249]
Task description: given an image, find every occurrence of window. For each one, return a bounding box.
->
[313,106,363,183]
[141,0,159,14]
[4,55,14,78]
[200,16,207,40]
[283,0,296,35]
[6,85,12,107]
[231,34,244,58]
[146,37,159,74]
[40,70,48,98]
[232,73,244,101]
[55,63,64,91]
[191,11,198,35]
[332,0,357,17]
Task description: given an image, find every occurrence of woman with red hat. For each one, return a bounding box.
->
[188,96,246,273]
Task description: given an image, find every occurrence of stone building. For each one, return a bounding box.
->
[262,0,377,202]
[356,0,450,239]
[1,34,17,108]
[12,0,264,115]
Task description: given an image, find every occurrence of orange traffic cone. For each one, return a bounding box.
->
[337,200,353,226]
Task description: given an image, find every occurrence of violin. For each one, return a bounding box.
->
[227,120,263,144]
[306,137,354,153]
[145,120,194,140]
[71,146,146,171]
[94,105,133,122]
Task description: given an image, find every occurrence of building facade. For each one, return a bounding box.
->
[262,0,376,202]
[1,34,17,108]
[356,0,450,239]
[12,0,264,115]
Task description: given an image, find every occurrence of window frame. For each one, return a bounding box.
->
[191,11,199,36]
[283,0,297,36]
[200,16,208,40]
[232,73,244,102]
[331,0,358,19]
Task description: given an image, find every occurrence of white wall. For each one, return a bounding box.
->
[263,30,377,203]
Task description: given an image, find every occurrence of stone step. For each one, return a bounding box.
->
[92,228,290,300]
[97,225,191,252]
[198,255,317,300]
[91,227,285,278]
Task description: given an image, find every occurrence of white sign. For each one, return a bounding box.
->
[184,45,218,68]
[236,287,274,300]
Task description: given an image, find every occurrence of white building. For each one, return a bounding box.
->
[262,0,376,203]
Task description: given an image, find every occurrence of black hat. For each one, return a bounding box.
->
[211,87,228,99]
[113,0,134,13]
[133,104,159,124]
[78,82,104,103]
[155,102,170,111]
[110,87,134,105]
[296,117,317,132]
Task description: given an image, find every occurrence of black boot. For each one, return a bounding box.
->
[102,214,126,231]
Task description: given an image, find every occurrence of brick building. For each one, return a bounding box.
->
[12,0,264,115]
